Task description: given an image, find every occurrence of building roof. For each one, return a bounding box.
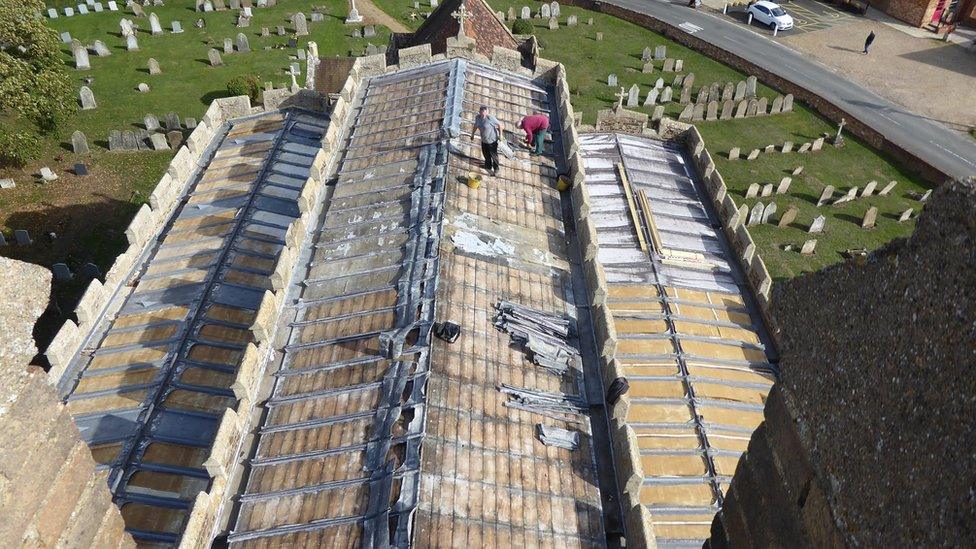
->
[226,59,609,546]
[394,0,521,60]
[57,109,328,543]
[579,133,778,545]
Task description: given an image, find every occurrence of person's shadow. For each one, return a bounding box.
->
[828,46,863,53]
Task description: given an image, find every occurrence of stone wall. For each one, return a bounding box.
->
[708,179,976,547]
[0,258,134,548]
[869,0,939,26]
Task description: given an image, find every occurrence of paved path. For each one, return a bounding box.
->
[604,0,976,180]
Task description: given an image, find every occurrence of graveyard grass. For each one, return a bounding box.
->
[375,0,930,280]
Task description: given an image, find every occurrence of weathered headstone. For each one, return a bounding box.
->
[607,74,617,87]
[642,47,653,62]
[627,84,640,107]
[71,131,89,154]
[541,3,550,17]
[745,75,757,97]
[781,141,793,153]
[293,12,308,35]
[783,93,794,112]
[816,185,834,207]
[833,187,857,204]
[165,112,181,130]
[862,180,877,197]
[654,45,666,60]
[74,45,91,70]
[651,105,664,122]
[167,130,183,149]
[144,113,160,131]
[683,73,695,89]
[792,166,804,176]
[745,183,760,198]
[61,31,71,43]
[718,100,732,120]
[148,58,161,75]
[79,86,97,109]
[208,48,222,66]
[642,62,654,74]
[746,149,759,160]
[508,6,516,20]
[797,142,811,153]
[778,205,799,228]
[734,81,746,101]
[93,40,111,56]
[548,17,558,30]
[746,99,758,117]
[693,103,704,121]
[644,89,659,106]
[94,2,103,12]
[811,137,824,152]
[126,34,139,51]
[53,263,74,281]
[878,180,897,196]
[800,239,817,255]
[747,202,764,226]
[859,206,878,229]
[121,130,139,150]
[149,12,163,34]
[919,189,932,202]
[150,133,170,150]
[679,86,690,104]
[721,82,734,102]
[756,97,767,116]
[770,95,783,113]
[185,118,198,129]
[277,25,286,35]
[761,202,777,224]
[661,86,673,103]
[130,2,145,16]
[237,33,250,52]
[898,208,913,222]
[78,5,89,15]
[696,87,708,104]
[49,8,58,18]
[40,167,58,181]
[776,177,792,194]
[706,101,718,121]
[734,100,747,118]
[674,60,683,72]
[0,178,15,189]
[761,183,773,197]
[521,6,531,19]
[109,130,123,150]
[15,230,33,246]
[677,104,693,121]
[728,147,740,160]
[551,1,560,17]
[108,0,118,9]
[137,82,150,93]
[64,7,74,16]
[662,58,675,72]
[809,215,826,233]
[223,38,234,54]
[764,144,775,154]
[567,14,577,26]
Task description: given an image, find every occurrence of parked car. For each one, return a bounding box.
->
[748,0,795,30]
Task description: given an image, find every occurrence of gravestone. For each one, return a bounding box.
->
[40,167,58,181]
[61,31,71,43]
[747,149,759,160]
[120,18,134,36]
[761,183,773,197]
[548,17,558,30]
[762,202,777,224]
[674,60,683,71]
[706,101,718,120]
[53,263,74,281]
[293,12,308,35]
[777,177,792,194]
[642,62,654,74]
[149,12,162,34]
[137,82,150,92]
[764,144,775,153]
[677,104,693,121]
[755,97,767,115]
[728,147,740,160]
[150,133,170,150]
[165,112,181,130]
[277,25,285,35]
[747,202,764,226]
[809,215,826,233]
[170,20,184,35]
[781,141,793,153]
[93,40,111,56]
[778,205,798,227]
[15,230,32,246]
[237,33,250,52]
[167,130,183,149]
[121,130,139,150]
[655,78,664,89]
[816,185,834,207]
[879,180,897,196]
[78,5,89,14]
[720,100,733,120]
[654,45,666,60]
[642,47,652,62]
[521,6,531,19]
[551,1,560,17]
[861,206,878,229]
[49,8,58,17]
[745,75,757,97]
[74,45,91,70]
[567,14,577,26]
[130,3,144,16]
[811,137,824,152]
[261,26,269,36]
[834,187,857,204]
[862,180,877,197]
[208,48,222,66]
[919,189,932,202]
[185,118,197,129]
[75,163,87,176]
[215,0,226,9]
[588,17,593,24]
[644,89,658,106]
[734,81,746,101]
[722,82,734,102]
[230,0,239,7]
[108,0,118,9]
[352,28,361,37]
[0,178,14,189]
[144,114,160,131]
[224,38,234,53]
[800,239,817,255]
[297,49,306,60]
[792,166,804,176]
[745,183,760,198]
[662,58,675,72]
[0,232,6,246]
[627,84,640,107]
[81,263,101,279]
[661,87,672,103]
[651,105,665,122]
[126,34,139,51]
[71,131,89,154]
[679,86,690,104]
[746,99,758,117]
[508,7,516,19]
[783,93,794,112]
[79,86,97,109]
[898,208,913,222]
[311,11,323,21]
[148,58,161,74]
[94,2,103,12]
[696,88,708,104]
[770,95,783,113]
[109,130,123,150]
[797,142,811,153]
[541,3,550,17]
[734,100,747,118]
[692,103,704,120]
[64,7,74,16]
[607,74,617,86]
[683,73,695,89]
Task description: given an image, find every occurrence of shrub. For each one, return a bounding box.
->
[511,19,533,35]
[226,74,262,102]
[0,130,42,168]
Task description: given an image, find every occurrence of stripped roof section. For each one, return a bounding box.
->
[580,133,777,547]
[58,110,328,544]
[228,62,456,547]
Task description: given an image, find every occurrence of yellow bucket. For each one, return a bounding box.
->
[556,174,570,191]
[466,173,482,189]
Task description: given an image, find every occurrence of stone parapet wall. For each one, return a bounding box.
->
[709,179,976,547]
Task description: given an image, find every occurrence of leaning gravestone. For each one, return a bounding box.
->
[149,12,163,34]
[879,180,897,196]
[898,208,913,222]
[747,149,759,160]
[809,215,826,233]
[150,133,170,150]
[165,112,181,130]
[52,263,73,281]
[747,203,765,226]
[167,130,184,149]
[15,230,33,246]
[126,34,139,51]
[677,104,693,121]
[761,202,777,224]
[660,87,672,103]
[745,183,760,198]
[734,100,747,118]
[861,180,877,197]
[237,33,250,52]
[40,167,58,181]
[72,131,89,154]
[644,89,659,106]
[770,96,783,113]
[792,166,804,176]
[93,40,111,56]
[662,58,675,72]
[777,177,792,194]
[627,84,639,107]
[781,141,793,153]
[144,114,160,131]
[74,45,91,70]
[816,185,834,207]
[797,142,811,153]
[800,239,817,255]
[148,58,161,75]
[761,183,773,197]
[811,137,824,151]
[833,187,857,204]
[79,86,97,109]
[778,205,798,227]
[728,147,740,160]
[293,12,308,35]
[208,48,222,66]
[861,206,878,229]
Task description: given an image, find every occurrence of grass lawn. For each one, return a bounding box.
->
[376,0,930,281]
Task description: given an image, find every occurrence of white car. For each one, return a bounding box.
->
[748,0,794,31]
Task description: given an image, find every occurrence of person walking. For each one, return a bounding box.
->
[863,30,876,54]
[519,113,550,156]
[470,105,502,175]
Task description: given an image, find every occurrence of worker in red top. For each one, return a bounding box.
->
[519,113,550,156]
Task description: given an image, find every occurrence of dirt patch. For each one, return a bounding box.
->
[357,0,411,33]
[783,20,976,133]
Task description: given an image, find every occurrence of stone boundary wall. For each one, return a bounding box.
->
[556,0,951,186]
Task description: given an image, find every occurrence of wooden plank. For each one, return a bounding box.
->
[636,188,665,254]
[616,162,649,254]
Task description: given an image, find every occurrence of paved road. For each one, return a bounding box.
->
[605,0,976,180]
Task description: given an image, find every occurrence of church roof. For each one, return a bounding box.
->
[398,0,520,59]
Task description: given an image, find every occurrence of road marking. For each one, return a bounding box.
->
[679,22,704,33]
[929,141,976,168]
[877,113,903,127]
